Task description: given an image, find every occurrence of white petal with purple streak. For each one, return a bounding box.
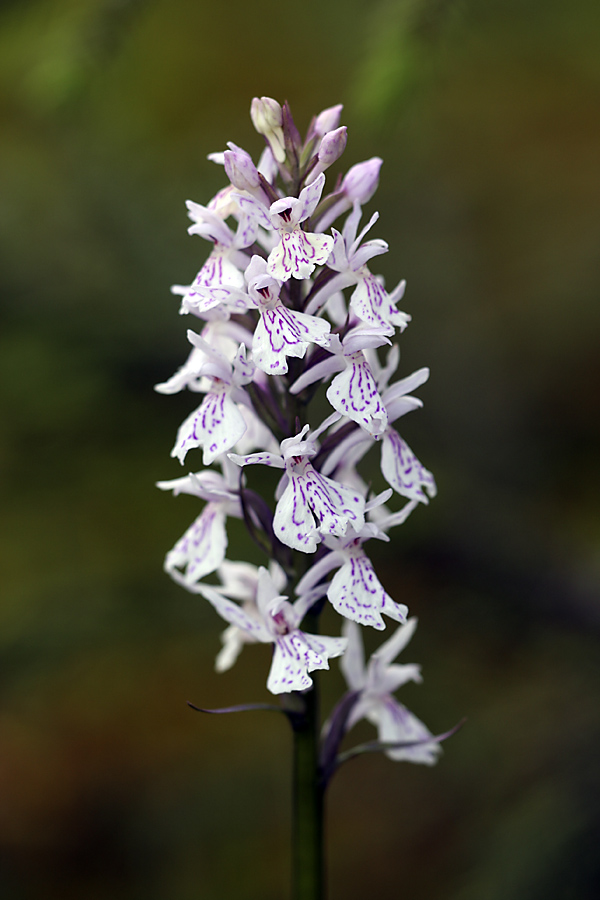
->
[253,306,330,375]
[327,548,407,630]
[326,354,388,435]
[172,387,247,465]
[380,429,437,503]
[267,230,333,282]
[165,504,228,588]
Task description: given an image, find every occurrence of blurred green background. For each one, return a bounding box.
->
[1,0,599,897]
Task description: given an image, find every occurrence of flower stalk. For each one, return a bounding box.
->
[157,96,455,899]
[291,674,324,900]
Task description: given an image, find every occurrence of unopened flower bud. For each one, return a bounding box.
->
[305,126,348,184]
[313,104,343,138]
[251,97,286,163]
[224,142,260,192]
[317,126,347,168]
[341,157,383,204]
[313,157,384,231]
[251,96,282,133]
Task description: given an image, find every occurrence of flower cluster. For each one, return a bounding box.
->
[158,98,440,763]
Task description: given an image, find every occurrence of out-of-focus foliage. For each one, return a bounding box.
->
[0,0,599,898]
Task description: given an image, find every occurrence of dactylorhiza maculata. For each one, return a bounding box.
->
[157,98,444,777]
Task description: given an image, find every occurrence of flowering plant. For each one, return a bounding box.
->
[157,97,456,899]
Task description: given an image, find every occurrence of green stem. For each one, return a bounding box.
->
[291,677,324,900]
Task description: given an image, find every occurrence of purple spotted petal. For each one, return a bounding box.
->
[253,306,330,375]
[273,474,319,553]
[172,389,247,465]
[380,429,437,503]
[326,357,388,436]
[182,252,247,314]
[267,230,333,282]
[165,504,227,588]
[232,191,273,231]
[350,273,395,332]
[198,583,271,642]
[268,633,315,693]
[267,629,345,694]
[296,172,326,222]
[303,468,365,539]
[228,450,285,468]
[328,551,394,630]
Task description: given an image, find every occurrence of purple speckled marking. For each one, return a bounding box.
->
[173,386,246,464]
[267,628,345,693]
[274,459,365,553]
[381,429,436,503]
[350,270,404,332]
[327,355,387,435]
[328,551,390,630]
[185,251,245,313]
[253,305,329,375]
[267,230,333,281]
[165,504,227,584]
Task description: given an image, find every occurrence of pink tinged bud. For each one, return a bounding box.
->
[223,142,260,192]
[251,97,286,163]
[251,96,283,132]
[342,157,383,203]
[317,126,347,168]
[313,104,343,137]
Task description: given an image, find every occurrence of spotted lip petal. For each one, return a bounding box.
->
[267,230,333,282]
[350,273,397,333]
[328,552,407,630]
[253,305,331,375]
[267,631,347,694]
[165,504,228,589]
[380,429,437,503]
[366,697,442,765]
[171,388,247,465]
[326,354,388,436]
[273,458,365,553]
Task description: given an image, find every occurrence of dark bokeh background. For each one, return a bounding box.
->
[1,0,599,898]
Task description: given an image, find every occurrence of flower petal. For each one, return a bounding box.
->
[253,306,330,375]
[328,552,392,630]
[340,620,367,691]
[273,475,319,553]
[198,583,270,642]
[172,390,247,465]
[380,430,437,503]
[165,504,228,588]
[267,634,314,693]
[267,629,345,694]
[375,698,442,764]
[326,357,388,436]
[304,468,365,539]
[267,231,333,281]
